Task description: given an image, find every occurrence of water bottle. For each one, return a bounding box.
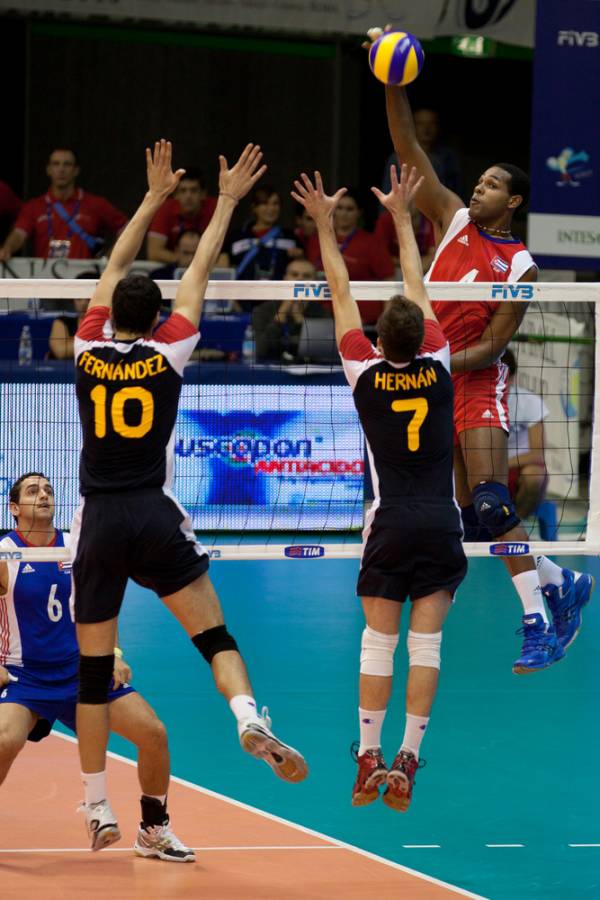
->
[18,324,33,366]
[242,324,254,363]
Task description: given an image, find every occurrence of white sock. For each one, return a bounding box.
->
[82,770,107,806]
[400,713,429,760]
[536,556,565,588]
[512,569,548,622]
[358,707,386,755]
[145,793,167,805]
[229,694,260,724]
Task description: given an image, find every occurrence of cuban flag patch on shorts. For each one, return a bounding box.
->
[491,256,509,274]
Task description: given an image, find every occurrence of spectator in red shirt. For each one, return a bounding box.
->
[306,188,394,324]
[0,148,127,261]
[146,168,217,263]
[0,180,22,244]
[375,206,436,272]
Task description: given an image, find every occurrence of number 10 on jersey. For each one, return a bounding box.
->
[90,385,154,439]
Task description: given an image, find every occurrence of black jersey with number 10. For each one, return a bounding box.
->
[74,306,199,495]
[340,320,455,504]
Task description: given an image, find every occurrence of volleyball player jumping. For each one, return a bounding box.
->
[293,164,466,811]
[71,140,307,851]
[379,72,593,673]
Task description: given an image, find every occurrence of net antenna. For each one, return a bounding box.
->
[1,278,598,562]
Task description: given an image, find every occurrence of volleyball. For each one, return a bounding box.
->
[368,31,424,86]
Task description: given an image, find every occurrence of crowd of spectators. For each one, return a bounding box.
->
[0,112,463,363]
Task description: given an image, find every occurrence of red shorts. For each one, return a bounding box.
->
[452,361,509,440]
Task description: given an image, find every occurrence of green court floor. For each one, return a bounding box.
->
[67,555,600,899]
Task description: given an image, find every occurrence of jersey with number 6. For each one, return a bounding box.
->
[75,306,199,494]
[0,530,76,671]
[340,320,455,504]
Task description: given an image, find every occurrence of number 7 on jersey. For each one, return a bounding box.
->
[391,398,429,452]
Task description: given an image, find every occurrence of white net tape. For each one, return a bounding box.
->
[0,278,598,562]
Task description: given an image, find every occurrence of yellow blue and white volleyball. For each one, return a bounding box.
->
[368,31,424,86]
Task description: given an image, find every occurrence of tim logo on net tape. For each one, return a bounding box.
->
[491,285,534,300]
[489,542,530,557]
[284,545,326,559]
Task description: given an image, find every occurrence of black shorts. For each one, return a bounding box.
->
[357,501,467,603]
[71,488,210,624]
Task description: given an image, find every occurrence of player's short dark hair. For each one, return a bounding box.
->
[9,472,48,505]
[494,163,530,209]
[179,167,206,189]
[377,295,425,363]
[502,346,517,377]
[112,275,163,334]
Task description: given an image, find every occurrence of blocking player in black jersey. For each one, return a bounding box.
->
[72,140,307,851]
[292,164,466,812]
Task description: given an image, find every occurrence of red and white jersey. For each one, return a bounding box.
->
[426,208,536,353]
[74,307,199,494]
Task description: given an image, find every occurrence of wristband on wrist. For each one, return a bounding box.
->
[219,191,239,204]
[113,647,124,659]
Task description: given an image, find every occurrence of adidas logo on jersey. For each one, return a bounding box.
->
[481,409,493,419]
[458,235,469,246]
[22,563,35,574]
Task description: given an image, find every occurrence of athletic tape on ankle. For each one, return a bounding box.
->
[407,630,442,669]
[360,626,399,676]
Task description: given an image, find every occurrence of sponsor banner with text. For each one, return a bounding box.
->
[0,1,535,45]
[529,0,600,265]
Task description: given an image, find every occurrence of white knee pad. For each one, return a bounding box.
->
[407,630,442,669]
[360,626,399,676]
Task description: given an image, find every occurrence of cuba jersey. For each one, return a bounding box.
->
[340,320,454,503]
[75,306,199,494]
[426,208,536,353]
[0,530,77,672]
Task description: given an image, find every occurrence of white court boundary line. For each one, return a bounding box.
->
[45,730,488,900]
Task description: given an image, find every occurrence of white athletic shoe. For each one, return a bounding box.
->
[238,706,308,783]
[134,821,195,863]
[79,799,121,851]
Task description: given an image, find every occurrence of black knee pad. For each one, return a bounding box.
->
[472,481,520,539]
[192,625,239,664]
[78,654,114,704]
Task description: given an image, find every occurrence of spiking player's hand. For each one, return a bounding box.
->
[145,139,186,202]
[218,143,267,203]
[291,171,347,225]
[371,163,424,220]
[361,23,393,50]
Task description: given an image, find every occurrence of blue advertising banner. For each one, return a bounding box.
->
[528,0,600,268]
[0,382,364,533]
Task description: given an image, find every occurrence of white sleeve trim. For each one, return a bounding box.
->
[509,249,537,282]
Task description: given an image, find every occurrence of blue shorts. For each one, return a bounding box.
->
[0,663,136,742]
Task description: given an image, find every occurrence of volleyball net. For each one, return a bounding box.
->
[0,278,598,561]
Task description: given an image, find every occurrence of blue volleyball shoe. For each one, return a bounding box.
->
[512,613,565,674]
[543,568,594,651]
